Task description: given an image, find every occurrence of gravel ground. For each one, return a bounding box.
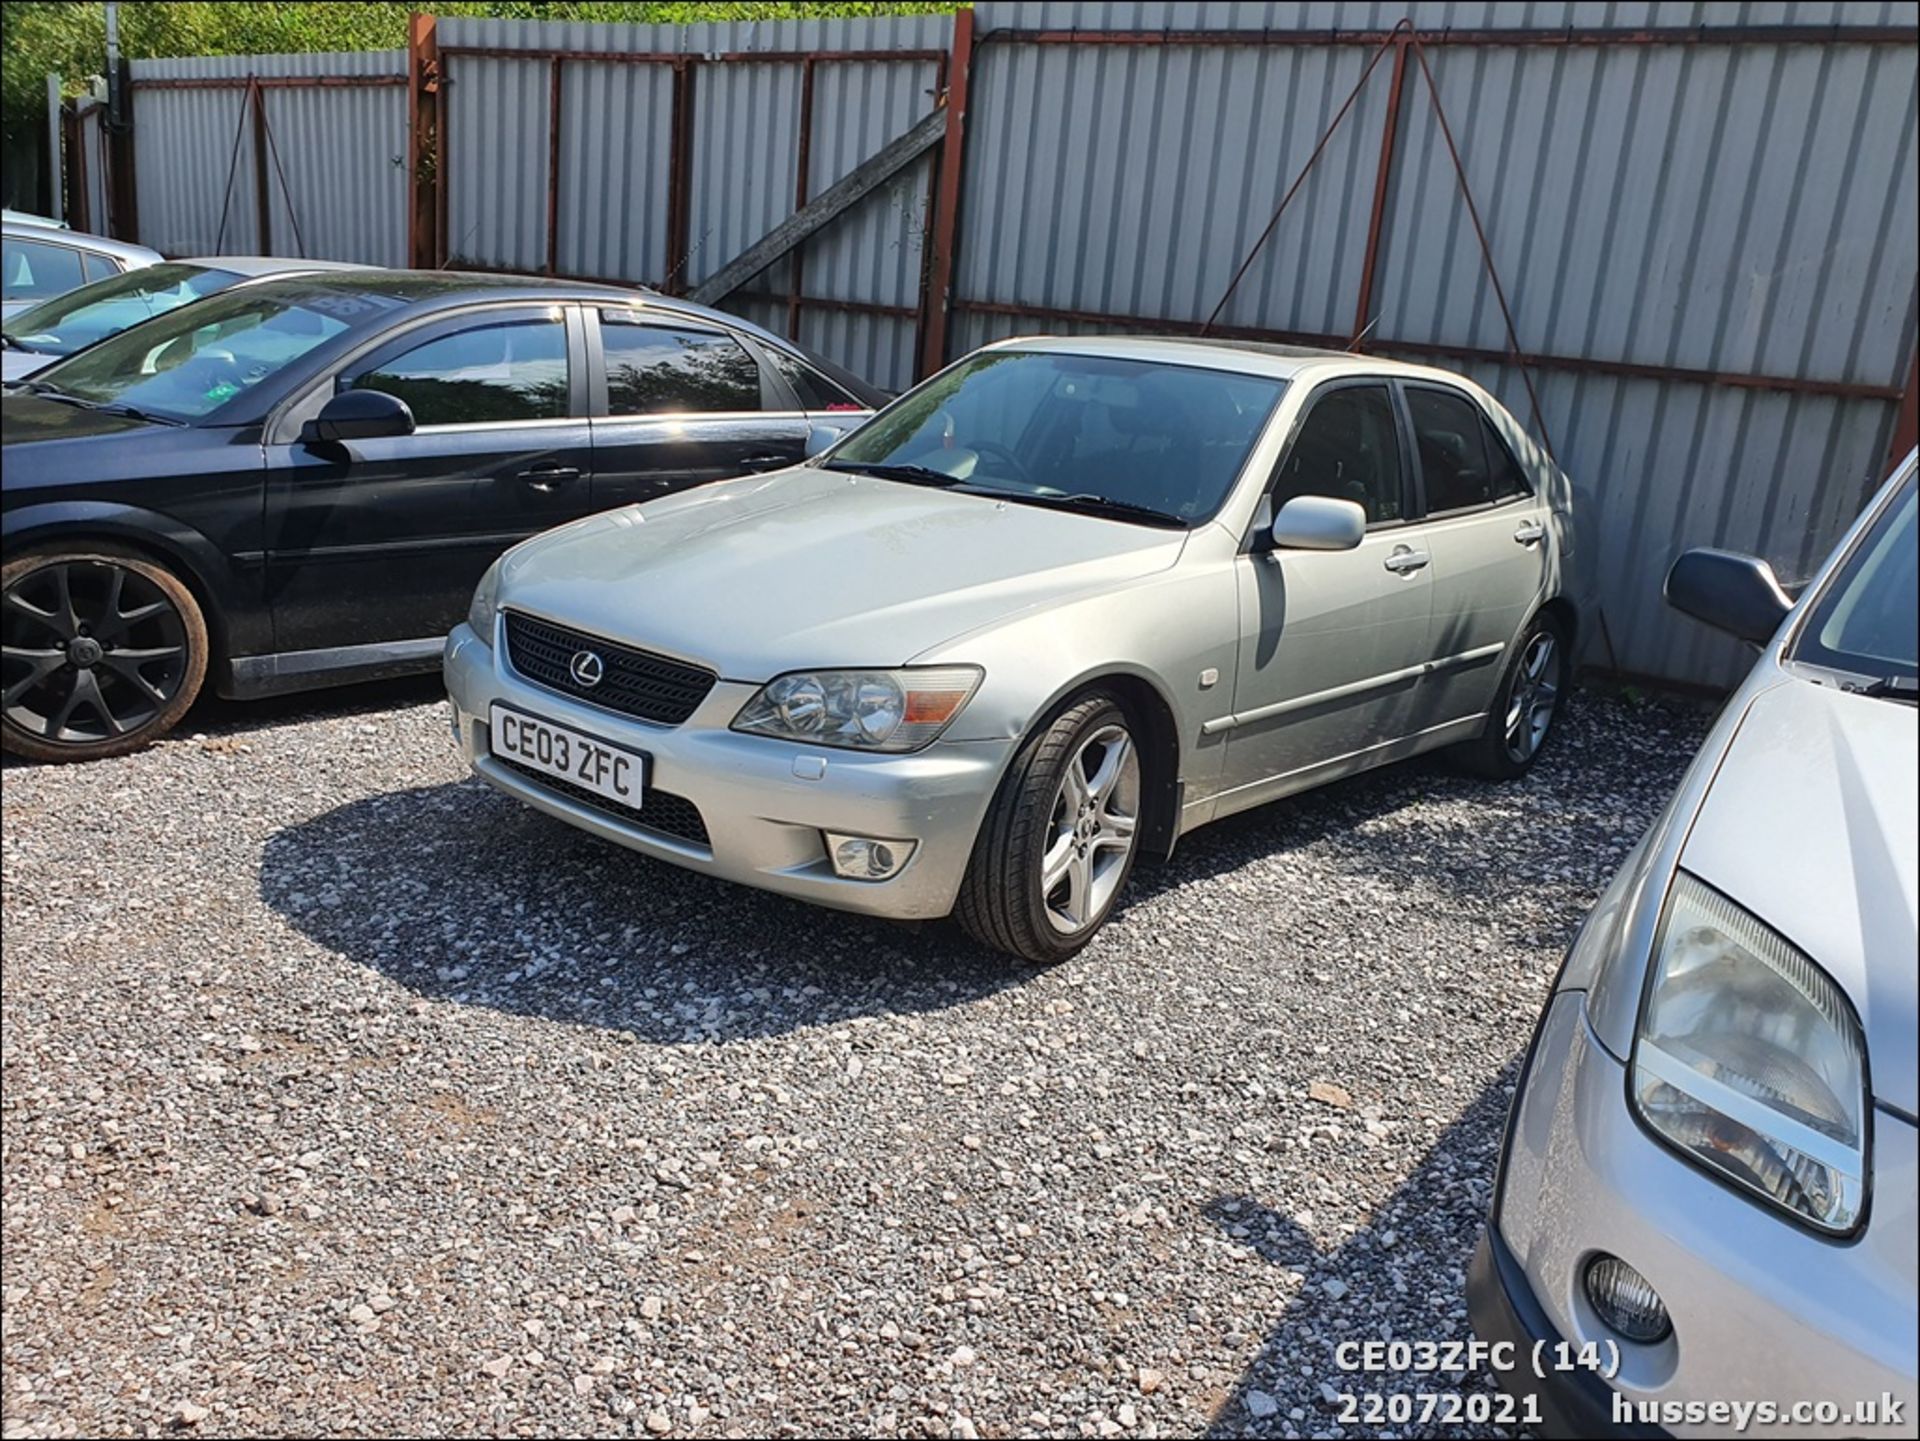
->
[2,685,1705,1440]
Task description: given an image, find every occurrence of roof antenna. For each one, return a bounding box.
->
[1347,313,1380,352]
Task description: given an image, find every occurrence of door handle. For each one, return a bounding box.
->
[738,454,793,474]
[1513,520,1547,545]
[516,464,582,492]
[1383,547,1430,575]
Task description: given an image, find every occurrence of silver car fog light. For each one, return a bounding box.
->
[824,831,916,881]
[1583,1254,1671,1344]
[1630,871,1868,1234]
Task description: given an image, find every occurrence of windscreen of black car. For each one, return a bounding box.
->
[1788,475,1917,682]
[827,351,1285,524]
[4,262,233,357]
[36,284,399,421]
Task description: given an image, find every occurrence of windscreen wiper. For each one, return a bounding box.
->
[1845,673,1919,702]
[820,460,967,487]
[96,402,184,427]
[17,379,96,408]
[968,488,1187,529]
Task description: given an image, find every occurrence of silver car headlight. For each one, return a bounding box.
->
[468,559,502,641]
[733,667,982,753]
[1630,871,1868,1234]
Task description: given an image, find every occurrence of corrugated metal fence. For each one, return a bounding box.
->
[73,3,1920,690]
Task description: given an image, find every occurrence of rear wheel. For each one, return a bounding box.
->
[1453,612,1568,780]
[1,548,208,763]
[954,692,1144,965]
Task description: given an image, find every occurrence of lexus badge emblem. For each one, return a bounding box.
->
[569,650,605,688]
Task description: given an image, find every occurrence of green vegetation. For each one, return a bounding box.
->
[2,2,955,136]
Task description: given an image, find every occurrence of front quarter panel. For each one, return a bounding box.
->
[913,523,1243,815]
[1,425,270,656]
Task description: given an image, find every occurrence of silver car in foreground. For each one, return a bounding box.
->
[1470,450,1918,1437]
[445,337,1581,962]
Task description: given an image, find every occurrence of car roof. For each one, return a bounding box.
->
[983,332,1483,389]
[175,255,372,277]
[1,222,163,266]
[226,267,856,369]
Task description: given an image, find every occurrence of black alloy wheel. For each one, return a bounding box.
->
[2,551,208,762]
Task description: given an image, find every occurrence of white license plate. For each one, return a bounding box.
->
[490,704,645,811]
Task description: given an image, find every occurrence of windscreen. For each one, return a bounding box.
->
[30,283,400,421]
[826,350,1285,525]
[3,262,235,359]
[1788,474,1917,682]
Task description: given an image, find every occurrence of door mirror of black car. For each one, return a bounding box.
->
[301,388,416,446]
[1272,494,1366,552]
[1664,547,1794,647]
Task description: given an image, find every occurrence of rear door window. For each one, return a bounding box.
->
[1481,415,1531,502]
[1405,386,1497,513]
[81,252,122,284]
[600,318,765,415]
[764,345,863,410]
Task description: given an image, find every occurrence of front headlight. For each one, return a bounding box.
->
[732,667,981,753]
[1631,871,1868,1234]
[468,559,502,641]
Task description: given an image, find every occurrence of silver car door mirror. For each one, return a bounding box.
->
[1272,494,1367,551]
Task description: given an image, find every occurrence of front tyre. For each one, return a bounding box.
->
[1453,611,1568,780]
[1,549,208,763]
[954,692,1143,965]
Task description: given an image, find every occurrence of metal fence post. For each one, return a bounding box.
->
[917,5,974,379]
[251,78,273,252]
[664,57,698,293]
[407,12,442,268]
[1351,31,1409,346]
[1890,350,1919,471]
[45,73,64,223]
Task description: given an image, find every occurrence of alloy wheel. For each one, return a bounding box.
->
[1040,722,1140,935]
[1503,631,1560,763]
[2,560,191,746]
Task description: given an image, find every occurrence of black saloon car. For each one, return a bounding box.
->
[0,271,884,762]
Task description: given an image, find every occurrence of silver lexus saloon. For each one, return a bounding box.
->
[444,337,1583,963]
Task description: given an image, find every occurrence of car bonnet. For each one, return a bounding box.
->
[1676,675,1919,1117]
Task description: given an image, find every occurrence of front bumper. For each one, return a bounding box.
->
[1477,991,1918,1439]
[442,623,1013,920]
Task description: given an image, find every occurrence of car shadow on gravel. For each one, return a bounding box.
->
[258,693,1695,1041]
[1201,1080,1524,1437]
[258,773,1033,1040]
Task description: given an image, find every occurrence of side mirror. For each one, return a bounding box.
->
[804,423,842,459]
[1272,494,1366,552]
[1664,548,1793,647]
[300,388,415,446]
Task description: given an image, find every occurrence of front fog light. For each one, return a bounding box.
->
[1583,1254,1670,1344]
[824,831,915,881]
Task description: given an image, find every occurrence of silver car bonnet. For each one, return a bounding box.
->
[497,466,1189,678]
[1677,676,1918,1117]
